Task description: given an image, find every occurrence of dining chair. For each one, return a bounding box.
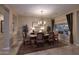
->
[48,32,55,45]
[30,34,36,47]
[23,35,31,45]
[54,32,59,43]
[36,33,45,47]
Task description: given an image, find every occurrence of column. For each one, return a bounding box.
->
[2,6,13,54]
[73,11,79,45]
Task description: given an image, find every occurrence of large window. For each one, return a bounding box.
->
[54,23,69,35]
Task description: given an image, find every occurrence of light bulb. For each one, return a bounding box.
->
[44,21,46,24]
[32,27,35,30]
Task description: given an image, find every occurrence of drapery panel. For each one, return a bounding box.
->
[51,19,55,31]
[66,13,73,44]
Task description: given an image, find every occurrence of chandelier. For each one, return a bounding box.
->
[38,10,46,31]
[38,10,46,25]
[32,10,46,32]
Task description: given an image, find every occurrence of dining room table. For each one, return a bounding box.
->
[29,33,49,45]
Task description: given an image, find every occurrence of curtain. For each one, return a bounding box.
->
[1,20,3,33]
[66,13,73,44]
[51,19,55,32]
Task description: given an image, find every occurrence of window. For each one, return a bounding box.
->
[54,23,69,35]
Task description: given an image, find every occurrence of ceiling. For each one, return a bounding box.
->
[9,4,79,18]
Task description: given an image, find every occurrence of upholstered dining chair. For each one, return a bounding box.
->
[36,33,45,47]
[48,32,55,45]
[54,32,59,43]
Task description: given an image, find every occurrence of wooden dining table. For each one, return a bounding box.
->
[29,34,49,39]
[29,33,49,45]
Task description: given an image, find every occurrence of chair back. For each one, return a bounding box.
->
[49,32,54,39]
[54,31,58,40]
[37,33,44,40]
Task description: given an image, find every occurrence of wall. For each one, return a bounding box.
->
[18,16,51,33]
[55,15,67,24]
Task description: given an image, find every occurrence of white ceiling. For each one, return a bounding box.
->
[9,4,79,18]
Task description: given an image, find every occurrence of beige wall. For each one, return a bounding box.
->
[18,16,51,33]
[55,15,67,24]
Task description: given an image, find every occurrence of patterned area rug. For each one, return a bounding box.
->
[17,41,67,55]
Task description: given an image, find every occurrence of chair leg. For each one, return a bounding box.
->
[49,41,54,46]
[23,41,26,45]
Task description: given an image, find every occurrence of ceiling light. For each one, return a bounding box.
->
[34,8,50,16]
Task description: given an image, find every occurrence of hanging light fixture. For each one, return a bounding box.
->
[38,10,47,32]
[38,10,46,25]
